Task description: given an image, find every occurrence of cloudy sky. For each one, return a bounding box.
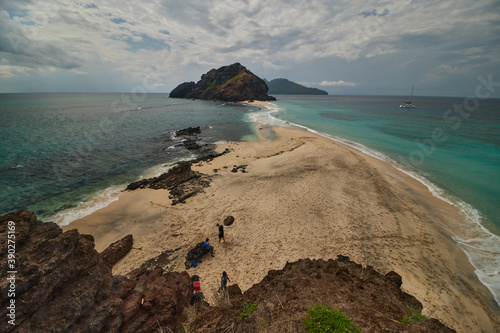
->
[1,0,499,97]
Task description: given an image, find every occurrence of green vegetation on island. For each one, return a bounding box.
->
[303,304,360,333]
[266,78,328,95]
[169,63,276,102]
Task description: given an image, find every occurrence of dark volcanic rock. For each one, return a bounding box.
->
[227,284,242,297]
[169,81,196,98]
[182,138,203,151]
[0,211,192,333]
[175,126,201,136]
[125,161,212,205]
[188,258,455,333]
[126,161,200,191]
[125,147,230,205]
[174,126,205,152]
[169,63,276,102]
[223,216,235,226]
[100,234,133,267]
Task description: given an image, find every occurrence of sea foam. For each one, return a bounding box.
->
[50,185,123,226]
[49,155,199,227]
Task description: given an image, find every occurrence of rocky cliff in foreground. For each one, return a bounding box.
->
[189,258,455,332]
[169,63,276,102]
[0,211,192,333]
[0,211,455,332]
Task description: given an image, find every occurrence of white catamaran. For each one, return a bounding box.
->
[400,85,416,108]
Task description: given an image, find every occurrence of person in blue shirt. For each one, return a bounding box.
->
[204,238,214,257]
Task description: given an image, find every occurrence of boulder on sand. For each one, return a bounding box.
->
[223,215,235,226]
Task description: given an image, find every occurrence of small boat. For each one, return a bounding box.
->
[400,85,416,108]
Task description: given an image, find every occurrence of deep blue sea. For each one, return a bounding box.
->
[1,93,499,305]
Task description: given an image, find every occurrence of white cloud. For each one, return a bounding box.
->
[0,0,499,95]
[320,80,356,87]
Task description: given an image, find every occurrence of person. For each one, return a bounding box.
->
[190,275,205,305]
[217,223,225,243]
[192,276,201,293]
[219,271,230,292]
[203,238,214,257]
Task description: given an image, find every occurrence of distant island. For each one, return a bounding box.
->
[169,63,276,102]
[265,78,328,95]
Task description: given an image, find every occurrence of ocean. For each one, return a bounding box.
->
[0,93,258,224]
[1,93,499,305]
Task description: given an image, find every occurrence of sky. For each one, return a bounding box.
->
[0,0,499,97]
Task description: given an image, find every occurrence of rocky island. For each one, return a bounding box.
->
[169,63,276,102]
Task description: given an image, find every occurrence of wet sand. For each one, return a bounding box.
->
[64,122,500,332]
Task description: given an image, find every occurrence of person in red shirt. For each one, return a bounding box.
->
[191,275,205,304]
[193,280,201,292]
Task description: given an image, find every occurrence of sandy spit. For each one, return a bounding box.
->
[64,121,500,332]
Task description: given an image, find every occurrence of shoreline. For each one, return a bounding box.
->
[63,113,500,332]
[251,100,500,309]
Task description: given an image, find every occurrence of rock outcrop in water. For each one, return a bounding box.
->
[169,63,276,102]
[125,161,213,205]
[125,142,231,205]
[0,211,192,333]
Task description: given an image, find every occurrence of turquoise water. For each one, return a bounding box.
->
[0,93,257,223]
[257,94,500,306]
[273,95,500,230]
